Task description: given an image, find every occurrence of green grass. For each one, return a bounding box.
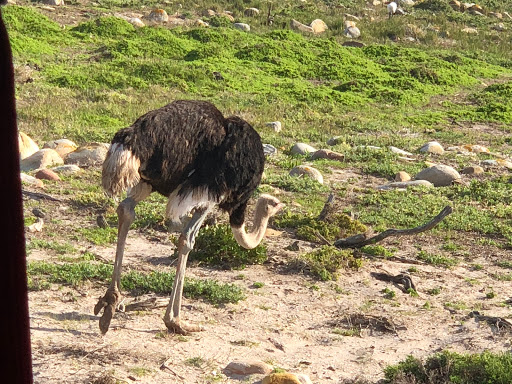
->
[384,351,512,384]
[27,261,245,304]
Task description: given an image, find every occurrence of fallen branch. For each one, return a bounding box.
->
[334,206,453,248]
[22,189,62,202]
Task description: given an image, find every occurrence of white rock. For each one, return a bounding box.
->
[51,164,82,175]
[266,121,281,132]
[20,173,44,188]
[344,26,361,38]
[289,165,323,184]
[234,23,250,32]
[43,138,78,158]
[19,132,40,160]
[28,218,44,232]
[291,143,317,155]
[223,360,273,375]
[290,19,314,33]
[394,171,411,182]
[415,164,461,187]
[419,141,444,154]
[310,19,328,33]
[20,148,64,172]
[128,17,145,27]
[244,8,260,17]
[65,142,109,167]
[389,146,413,156]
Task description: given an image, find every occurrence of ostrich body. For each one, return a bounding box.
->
[94,100,283,335]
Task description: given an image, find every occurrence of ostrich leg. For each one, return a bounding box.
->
[94,197,137,334]
[164,206,211,335]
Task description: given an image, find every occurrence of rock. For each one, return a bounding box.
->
[344,26,361,38]
[344,20,356,29]
[20,173,44,188]
[223,360,273,375]
[419,141,444,154]
[262,372,303,384]
[65,142,109,167]
[51,164,82,175]
[460,165,484,175]
[128,17,145,27]
[289,165,323,184]
[20,149,64,172]
[222,13,235,22]
[19,132,40,160]
[492,23,506,32]
[481,159,498,166]
[28,218,44,233]
[310,149,344,161]
[470,10,484,16]
[463,144,490,153]
[415,164,461,187]
[148,9,169,22]
[263,144,278,156]
[497,159,512,169]
[266,121,281,132]
[234,23,250,32]
[291,143,317,155]
[462,27,478,34]
[378,180,434,190]
[327,136,343,146]
[42,0,64,5]
[290,19,314,33]
[43,138,78,158]
[296,374,314,384]
[310,19,328,33]
[342,40,366,48]
[450,0,461,10]
[394,171,411,182]
[35,169,61,181]
[344,13,360,21]
[389,146,413,156]
[244,7,260,17]
[195,19,209,27]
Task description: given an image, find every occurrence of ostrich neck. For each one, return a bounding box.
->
[231,208,269,250]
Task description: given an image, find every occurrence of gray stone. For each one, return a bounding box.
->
[419,141,444,154]
[20,173,44,188]
[415,164,461,187]
[65,142,109,167]
[234,23,250,32]
[52,164,82,175]
[327,136,343,146]
[291,143,317,155]
[344,26,361,38]
[263,144,278,156]
[20,148,64,172]
[289,165,323,184]
[481,159,498,166]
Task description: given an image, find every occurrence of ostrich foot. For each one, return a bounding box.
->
[164,318,204,335]
[94,288,122,334]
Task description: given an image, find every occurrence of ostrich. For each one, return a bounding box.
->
[94,100,284,335]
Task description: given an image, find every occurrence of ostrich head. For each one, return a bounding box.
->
[231,194,284,250]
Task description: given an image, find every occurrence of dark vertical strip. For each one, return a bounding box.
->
[0,6,34,383]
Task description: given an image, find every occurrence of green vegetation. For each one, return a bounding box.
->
[288,245,362,281]
[385,351,512,384]
[190,224,267,269]
[27,261,245,304]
